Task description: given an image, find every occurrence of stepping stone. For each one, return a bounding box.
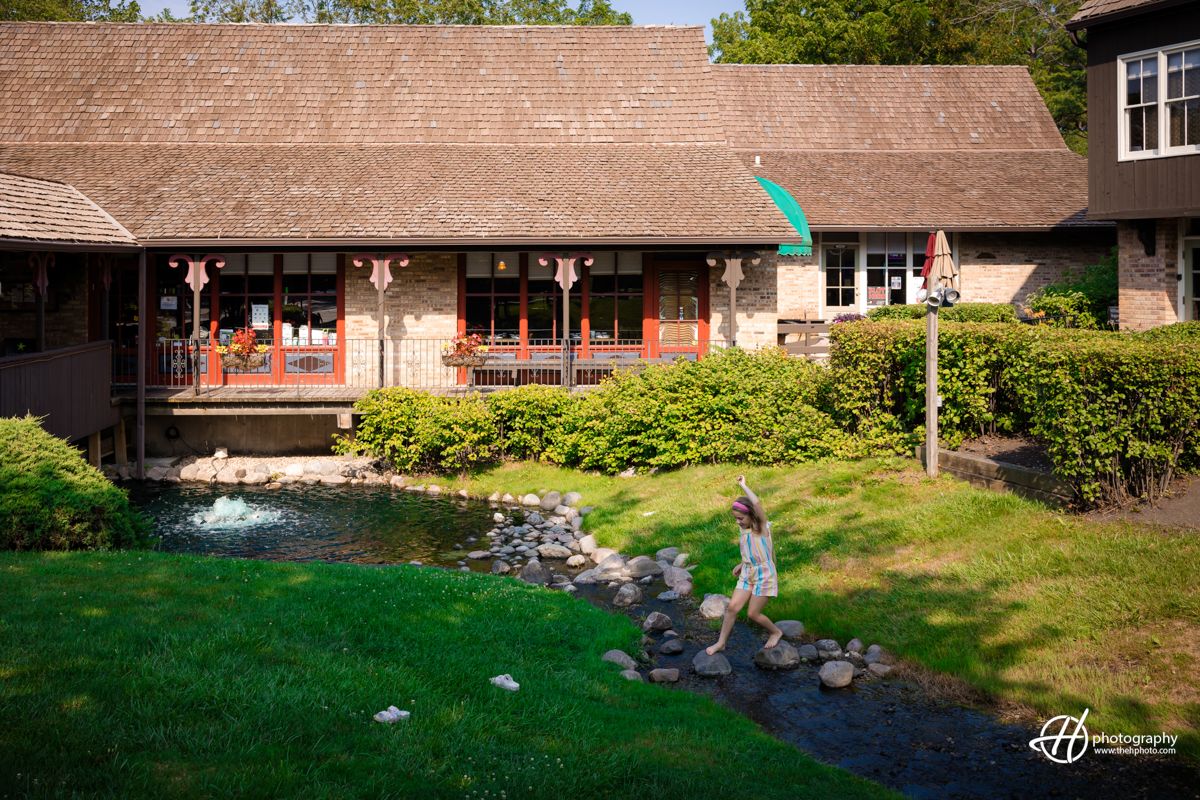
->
[692,650,732,677]
[753,641,800,670]
[798,644,819,661]
[659,638,684,655]
[642,611,672,631]
[776,620,804,638]
[818,661,854,688]
[698,594,730,619]
[649,668,679,683]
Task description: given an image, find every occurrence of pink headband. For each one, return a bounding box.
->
[731,502,751,513]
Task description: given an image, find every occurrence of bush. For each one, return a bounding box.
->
[0,416,150,550]
[1025,247,1118,329]
[866,303,1017,323]
[486,384,573,461]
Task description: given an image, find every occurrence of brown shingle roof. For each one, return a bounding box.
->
[0,171,136,245]
[713,64,1066,151]
[0,22,725,145]
[0,143,798,244]
[1067,0,1183,27]
[743,150,1103,230]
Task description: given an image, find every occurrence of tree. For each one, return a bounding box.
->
[2,0,141,21]
[711,0,1088,155]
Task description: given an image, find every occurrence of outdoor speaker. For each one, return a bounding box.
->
[926,290,942,308]
[916,287,929,303]
[943,288,960,305]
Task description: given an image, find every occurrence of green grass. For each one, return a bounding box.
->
[0,552,898,799]
[435,458,1200,761]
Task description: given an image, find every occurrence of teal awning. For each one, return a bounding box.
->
[755,176,812,256]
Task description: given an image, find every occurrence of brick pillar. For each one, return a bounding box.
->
[1117,219,1179,331]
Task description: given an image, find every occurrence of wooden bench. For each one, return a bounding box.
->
[778,320,830,358]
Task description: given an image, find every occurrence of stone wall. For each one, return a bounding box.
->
[707,252,779,348]
[0,250,90,353]
[957,230,1116,307]
[1116,219,1180,331]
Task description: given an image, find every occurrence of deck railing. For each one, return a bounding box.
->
[115,338,728,392]
[2,341,118,441]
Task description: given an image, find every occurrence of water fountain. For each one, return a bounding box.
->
[190,496,282,529]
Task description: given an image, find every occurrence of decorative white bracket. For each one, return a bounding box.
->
[352,253,409,292]
[539,252,593,292]
[168,253,226,292]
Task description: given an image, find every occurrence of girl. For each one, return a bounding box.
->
[705,475,782,655]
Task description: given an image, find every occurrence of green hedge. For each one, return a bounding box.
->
[866,303,1018,323]
[338,348,909,475]
[0,416,150,550]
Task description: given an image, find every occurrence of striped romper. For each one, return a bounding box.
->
[735,522,777,598]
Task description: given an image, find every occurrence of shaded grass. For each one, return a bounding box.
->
[0,552,897,799]
[438,458,1200,761]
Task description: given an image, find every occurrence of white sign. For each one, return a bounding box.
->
[251,304,270,329]
[160,296,178,310]
[890,276,903,290]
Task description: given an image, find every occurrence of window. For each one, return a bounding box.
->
[1121,40,1200,159]
[282,253,337,345]
[155,259,210,342]
[866,233,907,306]
[465,252,521,340]
[588,252,643,342]
[218,254,274,343]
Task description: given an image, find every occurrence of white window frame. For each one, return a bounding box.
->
[1118,38,1200,162]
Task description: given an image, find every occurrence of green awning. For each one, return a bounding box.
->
[755,176,812,256]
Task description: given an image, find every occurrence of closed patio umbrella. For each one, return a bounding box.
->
[929,230,958,290]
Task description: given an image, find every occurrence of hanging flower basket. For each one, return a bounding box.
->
[221,353,268,372]
[441,354,489,368]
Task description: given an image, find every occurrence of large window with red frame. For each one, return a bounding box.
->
[465,252,521,340]
[218,254,274,344]
[588,252,644,343]
[282,253,338,345]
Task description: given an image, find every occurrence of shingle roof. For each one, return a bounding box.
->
[1067,0,1181,27]
[713,64,1065,151]
[0,143,798,244]
[0,22,725,145]
[0,171,136,245]
[741,150,1103,229]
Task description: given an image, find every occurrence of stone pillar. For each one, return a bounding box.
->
[1117,219,1179,331]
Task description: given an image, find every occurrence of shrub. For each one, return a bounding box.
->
[1010,336,1200,504]
[866,303,1017,323]
[1024,247,1118,329]
[415,396,498,473]
[486,384,573,461]
[0,416,150,550]
[831,312,867,324]
[1024,288,1098,328]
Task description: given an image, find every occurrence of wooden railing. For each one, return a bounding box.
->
[0,341,118,442]
[778,320,830,358]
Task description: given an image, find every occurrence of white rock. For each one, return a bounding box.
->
[389,475,407,488]
[145,466,167,481]
[304,460,323,475]
[655,547,680,562]
[318,461,340,475]
[698,594,730,619]
[320,474,347,485]
[427,485,441,494]
[243,472,269,486]
[493,512,505,524]
[602,649,637,670]
[179,464,199,481]
[673,553,689,567]
[642,611,672,631]
[618,467,637,478]
[662,565,691,590]
[562,492,583,507]
[591,547,617,565]
[619,669,642,681]
[578,535,598,555]
[522,493,541,506]
[501,493,515,503]
[612,583,643,607]
[215,468,240,485]
[818,661,855,688]
[536,543,573,559]
[566,554,586,567]
[846,638,864,654]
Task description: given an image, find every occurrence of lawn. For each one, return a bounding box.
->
[0,551,898,799]
[442,457,1200,761]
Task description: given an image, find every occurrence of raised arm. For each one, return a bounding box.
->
[736,475,768,532]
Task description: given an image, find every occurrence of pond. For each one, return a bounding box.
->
[130,483,497,568]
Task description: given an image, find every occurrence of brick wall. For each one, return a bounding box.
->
[1117,219,1180,331]
[0,250,90,352]
[957,230,1115,307]
[708,251,779,348]
[777,252,820,320]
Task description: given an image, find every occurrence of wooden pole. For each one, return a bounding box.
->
[729,282,737,347]
[377,279,385,389]
[34,285,45,352]
[562,262,570,389]
[136,250,146,480]
[114,416,128,467]
[192,277,202,396]
[925,303,939,478]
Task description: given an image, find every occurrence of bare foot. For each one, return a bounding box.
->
[705,642,726,656]
[763,631,783,649]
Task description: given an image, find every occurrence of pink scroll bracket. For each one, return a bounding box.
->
[29,251,55,297]
[168,253,225,292]
[97,253,116,292]
[352,253,408,292]
[539,252,592,292]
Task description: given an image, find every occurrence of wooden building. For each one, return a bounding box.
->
[1067,0,1200,329]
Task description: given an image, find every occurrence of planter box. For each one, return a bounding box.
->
[221,353,268,372]
[916,445,1073,507]
[441,354,489,368]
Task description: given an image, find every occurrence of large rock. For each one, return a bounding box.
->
[674,581,693,597]
[698,594,731,619]
[649,668,680,683]
[179,464,199,481]
[304,460,323,475]
[642,611,672,631]
[572,569,599,585]
[553,504,571,517]
[776,620,805,638]
[215,468,240,485]
[492,560,511,575]
[566,554,586,567]
[578,535,598,555]
[754,641,800,670]
[243,472,269,486]
[468,550,491,560]
[602,650,637,670]
[536,543,573,559]
[655,547,680,563]
[284,463,305,477]
[195,467,216,483]
[662,565,692,590]
[672,553,689,567]
[591,547,617,565]
[627,559,663,578]
[864,651,888,666]
[866,644,883,655]
[868,663,894,677]
[692,650,733,677]
[145,466,167,482]
[525,511,544,526]
[518,559,552,585]
[818,661,855,688]
[522,493,541,506]
[320,474,347,485]
[659,638,685,655]
[562,491,583,507]
[846,638,864,654]
[595,554,626,574]
[318,461,340,475]
[612,583,643,607]
[619,670,642,681]
[539,491,562,511]
[798,644,819,661]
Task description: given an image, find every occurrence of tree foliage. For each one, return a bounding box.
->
[187,0,631,24]
[712,0,1089,155]
[1,0,140,21]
